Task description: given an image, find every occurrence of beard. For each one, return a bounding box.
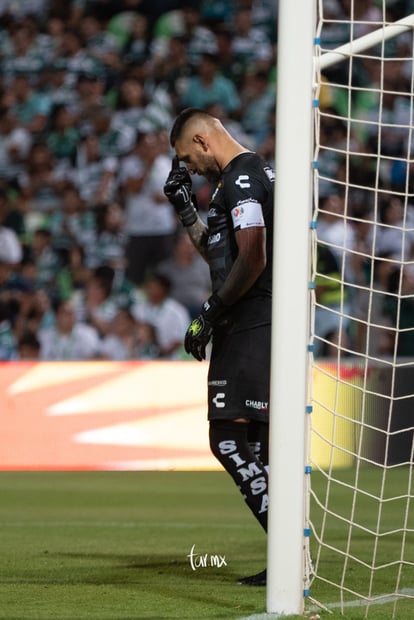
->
[198,155,221,183]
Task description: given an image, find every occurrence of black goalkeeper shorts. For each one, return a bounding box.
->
[207,324,271,422]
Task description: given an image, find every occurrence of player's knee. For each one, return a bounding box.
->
[209,422,227,463]
[209,420,242,464]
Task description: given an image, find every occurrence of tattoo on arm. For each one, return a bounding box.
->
[187,217,209,262]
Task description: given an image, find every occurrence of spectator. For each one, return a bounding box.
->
[352,252,395,357]
[76,264,136,334]
[71,72,108,132]
[17,329,41,360]
[39,59,75,108]
[17,142,64,214]
[0,187,25,238]
[152,3,217,67]
[46,103,79,166]
[0,1,406,362]
[314,243,350,357]
[0,103,32,187]
[79,11,122,77]
[98,307,159,360]
[132,272,191,359]
[57,27,104,89]
[38,297,100,360]
[121,12,152,68]
[65,243,92,293]
[2,19,46,83]
[13,287,55,344]
[7,72,52,138]
[0,194,23,265]
[0,299,17,360]
[179,4,217,66]
[48,183,96,265]
[240,70,275,148]
[119,130,176,285]
[338,0,382,39]
[77,264,119,337]
[152,35,192,100]
[112,75,147,135]
[0,1,48,20]
[214,27,246,89]
[384,265,414,356]
[317,191,357,284]
[74,132,118,207]
[88,103,135,158]
[229,5,274,74]
[91,201,126,275]
[157,230,211,319]
[375,195,414,262]
[179,52,241,115]
[30,227,61,293]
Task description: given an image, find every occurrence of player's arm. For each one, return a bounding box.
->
[182,223,267,361]
[218,225,267,305]
[186,219,209,262]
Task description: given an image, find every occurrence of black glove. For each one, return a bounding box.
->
[163,156,197,227]
[184,294,225,361]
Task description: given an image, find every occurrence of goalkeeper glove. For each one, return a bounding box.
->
[184,294,225,361]
[163,156,197,227]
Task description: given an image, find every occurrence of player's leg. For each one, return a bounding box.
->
[209,419,268,532]
[208,324,270,586]
[247,419,269,470]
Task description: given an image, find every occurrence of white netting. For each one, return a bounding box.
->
[308,1,414,616]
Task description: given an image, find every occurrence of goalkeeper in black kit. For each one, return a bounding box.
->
[163,107,274,586]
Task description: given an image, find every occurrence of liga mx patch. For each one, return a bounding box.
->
[231,199,265,230]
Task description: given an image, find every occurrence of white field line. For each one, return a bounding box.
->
[238,588,414,619]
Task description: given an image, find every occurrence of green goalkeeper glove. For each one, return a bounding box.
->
[184,294,225,361]
[163,156,197,227]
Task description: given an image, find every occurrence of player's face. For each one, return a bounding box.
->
[175,139,221,183]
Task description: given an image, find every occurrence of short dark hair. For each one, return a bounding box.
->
[151,272,172,294]
[18,330,40,351]
[169,107,211,147]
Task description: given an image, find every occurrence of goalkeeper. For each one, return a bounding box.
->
[164,107,273,587]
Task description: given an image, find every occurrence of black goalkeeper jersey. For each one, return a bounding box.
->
[206,151,274,332]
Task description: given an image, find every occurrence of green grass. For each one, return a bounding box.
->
[0,470,412,619]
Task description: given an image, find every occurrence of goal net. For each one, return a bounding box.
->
[308,1,414,616]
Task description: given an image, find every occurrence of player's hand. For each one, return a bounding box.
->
[163,156,197,227]
[184,314,213,361]
[184,294,225,361]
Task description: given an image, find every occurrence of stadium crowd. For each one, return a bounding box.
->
[0,0,413,360]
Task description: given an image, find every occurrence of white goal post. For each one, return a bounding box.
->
[268,1,414,616]
[267,0,315,614]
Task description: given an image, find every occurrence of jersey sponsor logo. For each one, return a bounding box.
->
[232,206,244,219]
[213,392,226,408]
[208,232,221,245]
[208,379,227,386]
[235,174,251,189]
[245,399,269,411]
[264,166,275,182]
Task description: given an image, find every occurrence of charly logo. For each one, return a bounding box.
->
[187,544,227,571]
[235,174,250,189]
[212,392,225,408]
